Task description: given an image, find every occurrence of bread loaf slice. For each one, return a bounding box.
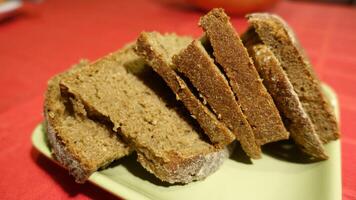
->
[173,40,261,159]
[246,13,339,143]
[242,32,327,159]
[199,8,289,145]
[44,60,131,183]
[60,44,229,184]
[135,32,235,148]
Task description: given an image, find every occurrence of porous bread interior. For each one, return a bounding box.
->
[60,45,227,183]
[135,32,236,147]
[199,8,289,145]
[172,39,262,159]
[141,32,192,68]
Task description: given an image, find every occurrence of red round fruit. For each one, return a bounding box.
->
[186,0,281,15]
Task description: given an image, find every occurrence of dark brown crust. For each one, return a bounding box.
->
[173,40,261,159]
[247,13,339,143]
[135,32,235,147]
[245,42,327,159]
[199,8,289,145]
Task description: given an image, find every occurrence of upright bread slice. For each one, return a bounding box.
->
[44,60,131,183]
[243,39,327,159]
[135,32,235,147]
[246,13,339,143]
[199,8,289,145]
[60,44,229,184]
[173,40,261,159]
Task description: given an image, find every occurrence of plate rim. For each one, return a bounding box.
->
[31,124,152,200]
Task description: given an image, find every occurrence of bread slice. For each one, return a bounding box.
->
[173,40,261,159]
[44,60,131,183]
[59,44,230,184]
[199,8,289,145]
[246,13,339,143]
[135,32,235,148]
[242,34,327,159]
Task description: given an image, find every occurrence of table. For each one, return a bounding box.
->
[0,0,355,199]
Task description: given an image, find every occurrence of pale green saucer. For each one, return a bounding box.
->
[32,84,341,200]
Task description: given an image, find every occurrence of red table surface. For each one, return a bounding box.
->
[0,0,355,199]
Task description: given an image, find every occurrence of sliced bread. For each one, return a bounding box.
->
[246,13,339,143]
[199,8,289,145]
[173,40,261,159]
[242,33,327,159]
[59,44,230,184]
[135,32,235,148]
[44,60,131,183]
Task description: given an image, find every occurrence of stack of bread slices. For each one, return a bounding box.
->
[44,8,339,184]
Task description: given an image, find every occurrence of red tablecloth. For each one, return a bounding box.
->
[0,0,355,199]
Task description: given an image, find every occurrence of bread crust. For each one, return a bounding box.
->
[137,146,230,184]
[44,116,92,183]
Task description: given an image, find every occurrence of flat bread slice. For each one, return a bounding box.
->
[173,40,261,159]
[135,32,235,148]
[246,13,339,143]
[242,33,327,159]
[60,44,229,184]
[44,60,131,183]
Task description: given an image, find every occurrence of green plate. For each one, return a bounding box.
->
[32,84,341,200]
